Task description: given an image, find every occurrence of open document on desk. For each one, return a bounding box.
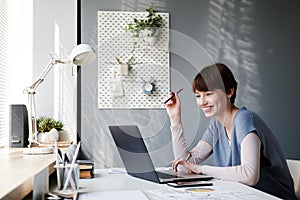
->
[77,169,280,200]
[146,188,280,200]
[78,188,280,200]
[78,190,148,200]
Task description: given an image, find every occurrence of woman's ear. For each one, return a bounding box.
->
[227,88,234,98]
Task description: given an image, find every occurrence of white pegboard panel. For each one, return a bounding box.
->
[98,11,169,109]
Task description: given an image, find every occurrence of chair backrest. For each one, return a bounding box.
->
[287,159,300,200]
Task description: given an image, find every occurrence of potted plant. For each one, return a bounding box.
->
[115,56,135,76]
[36,116,64,142]
[125,6,163,46]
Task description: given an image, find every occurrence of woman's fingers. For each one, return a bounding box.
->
[171,159,177,171]
[172,158,186,172]
[171,158,179,171]
[172,159,202,174]
[164,92,176,105]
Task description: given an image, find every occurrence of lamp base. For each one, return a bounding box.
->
[23,147,53,154]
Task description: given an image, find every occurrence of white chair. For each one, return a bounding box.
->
[287,159,300,199]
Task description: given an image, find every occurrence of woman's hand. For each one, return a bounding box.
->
[172,158,202,174]
[165,92,182,126]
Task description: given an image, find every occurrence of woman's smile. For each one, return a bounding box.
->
[201,105,214,114]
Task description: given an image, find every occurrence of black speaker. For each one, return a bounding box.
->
[9,104,29,147]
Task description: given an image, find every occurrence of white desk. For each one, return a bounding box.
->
[78,169,281,200]
[0,148,57,200]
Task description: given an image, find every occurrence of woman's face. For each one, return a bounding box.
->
[195,89,228,118]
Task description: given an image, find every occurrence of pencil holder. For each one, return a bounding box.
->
[55,163,79,195]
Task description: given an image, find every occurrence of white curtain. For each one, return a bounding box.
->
[0,0,9,147]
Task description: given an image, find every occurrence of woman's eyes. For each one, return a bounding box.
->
[196,92,214,98]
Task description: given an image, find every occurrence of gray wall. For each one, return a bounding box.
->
[33,0,77,138]
[80,0,300,168]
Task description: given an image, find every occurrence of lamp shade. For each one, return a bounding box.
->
[69,44,96,65]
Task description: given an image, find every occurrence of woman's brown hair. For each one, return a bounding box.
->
[192,63,238,103]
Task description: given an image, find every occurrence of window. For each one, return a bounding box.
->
[0,1,33,146]
[0,0,9,147]
[0,1,76,146]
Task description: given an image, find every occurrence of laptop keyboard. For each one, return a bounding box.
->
[156,171,183,179]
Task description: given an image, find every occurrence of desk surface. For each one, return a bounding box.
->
[78,169,281,200]
[0,147,57,199]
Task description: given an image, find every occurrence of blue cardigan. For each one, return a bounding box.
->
[202,107,296,200]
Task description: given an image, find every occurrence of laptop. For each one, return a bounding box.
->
[108,125,213,184]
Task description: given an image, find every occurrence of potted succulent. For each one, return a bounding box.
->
[36,116,64,142]
[125,6,163,46]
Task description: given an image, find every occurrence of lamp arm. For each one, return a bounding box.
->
[24,58,65,93]
[23,44,95,149]
[23,56,65,147]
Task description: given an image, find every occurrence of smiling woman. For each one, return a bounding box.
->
[165,63,297,200]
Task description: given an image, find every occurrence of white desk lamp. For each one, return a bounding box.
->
[23,44,96,154]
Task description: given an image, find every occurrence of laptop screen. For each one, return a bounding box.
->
[109,125,160,183]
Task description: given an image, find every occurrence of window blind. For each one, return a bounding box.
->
[0,0,9,146]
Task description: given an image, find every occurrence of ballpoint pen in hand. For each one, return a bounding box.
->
[163,88,183,104]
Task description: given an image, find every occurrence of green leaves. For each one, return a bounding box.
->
[37,116,64,133]
[146,6,154,17]
[124,6,163,38]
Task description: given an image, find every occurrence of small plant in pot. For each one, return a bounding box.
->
[37,116,64,142]
[125,6,163,46]
[115,56,135,76]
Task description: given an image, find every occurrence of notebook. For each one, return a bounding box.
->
[108,125,213,184]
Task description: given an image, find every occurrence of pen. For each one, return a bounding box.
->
[163,88,183,104]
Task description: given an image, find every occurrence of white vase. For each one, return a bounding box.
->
[37,128,59,143]
[141,28,161,46]
[59,130,69,141]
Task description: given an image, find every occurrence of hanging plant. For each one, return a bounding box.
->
[124,6,163,39]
